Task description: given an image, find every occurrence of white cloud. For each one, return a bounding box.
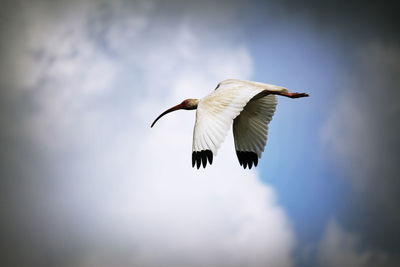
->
[10,1,295,266]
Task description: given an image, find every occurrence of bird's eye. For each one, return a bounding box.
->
[183,100,188,105]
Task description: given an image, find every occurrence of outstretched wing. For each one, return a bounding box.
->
[192,79,286,169]
[233,95,277,169]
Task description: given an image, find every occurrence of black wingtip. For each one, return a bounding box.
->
[201,152,207,168]
[192,150,213,169]
[196,152,201,169]
[206,150,213,165]
[192,152,196,168]
[236,151,259,170]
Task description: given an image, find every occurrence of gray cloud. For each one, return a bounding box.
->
[265,0,400,265]
[317,219,400,267]
[321,42,400,254]
[278,0,400,42]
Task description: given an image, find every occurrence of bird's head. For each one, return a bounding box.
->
[151,98,199,128]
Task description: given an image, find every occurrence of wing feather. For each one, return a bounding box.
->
[192,79,286,168]
[233,94,277,169]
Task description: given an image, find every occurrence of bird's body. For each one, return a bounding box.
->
[151,79,308,169]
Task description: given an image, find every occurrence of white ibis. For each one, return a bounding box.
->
[151,79,308,169]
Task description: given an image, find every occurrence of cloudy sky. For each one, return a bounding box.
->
[1,0,399,266]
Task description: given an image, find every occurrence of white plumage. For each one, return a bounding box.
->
[151,79,308,169]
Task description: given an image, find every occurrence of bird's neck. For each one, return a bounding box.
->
[187,99,199,110]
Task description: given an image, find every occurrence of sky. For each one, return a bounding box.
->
[0,0,399,267]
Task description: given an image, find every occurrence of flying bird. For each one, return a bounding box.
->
[151,79,308,169]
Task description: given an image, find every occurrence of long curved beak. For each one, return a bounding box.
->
[151,103,184,128]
